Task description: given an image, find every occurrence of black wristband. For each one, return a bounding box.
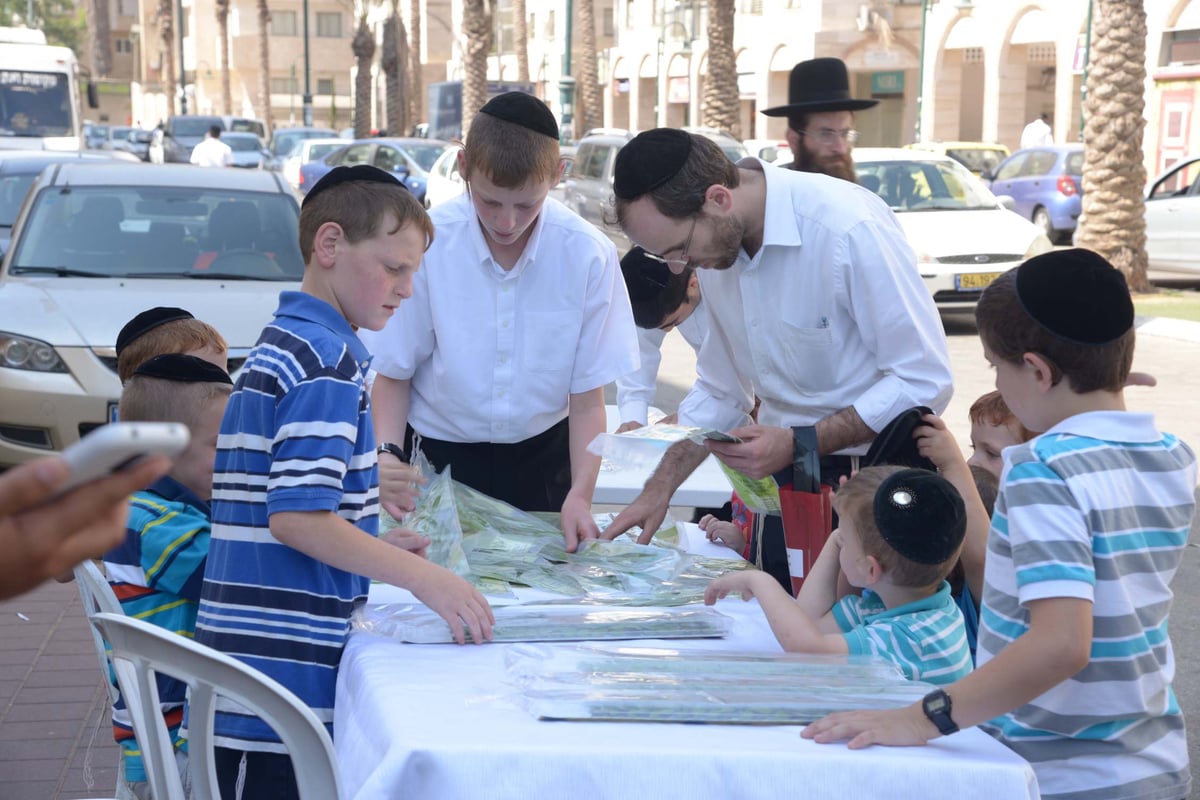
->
[376,442,409,462]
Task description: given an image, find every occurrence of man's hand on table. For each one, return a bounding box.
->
[801,703,940,749]
[706,425,794,480]
[561,492,601,553]
[600,484,673,545]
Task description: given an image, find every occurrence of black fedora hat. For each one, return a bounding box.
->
[761,57,879,117]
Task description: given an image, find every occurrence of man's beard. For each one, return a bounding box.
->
[703,212,745,271]
[793,146,858,184]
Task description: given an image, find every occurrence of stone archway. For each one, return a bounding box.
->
[933,13,986,142]
[996,6,1059,150]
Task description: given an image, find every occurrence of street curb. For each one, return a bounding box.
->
[1135,315,1200,345]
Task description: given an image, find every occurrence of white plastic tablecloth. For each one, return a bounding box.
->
[334,526,1040,800]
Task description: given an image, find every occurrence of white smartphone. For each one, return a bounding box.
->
[56,422,191,494]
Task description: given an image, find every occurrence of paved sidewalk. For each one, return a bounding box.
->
[2,314,1198,800]
[0,579,122,799]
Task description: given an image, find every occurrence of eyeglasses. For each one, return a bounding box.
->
[644,215,698,270]
[800,128,859,146]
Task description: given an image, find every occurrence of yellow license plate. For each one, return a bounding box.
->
[955,272,1001,290]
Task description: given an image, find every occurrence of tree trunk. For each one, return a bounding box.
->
[461,0,493,140]
[257,0,273,139]
[1074,0,1150,292]
[216,0,233,114]
[89,0,113,77]
[157,0,176,115]
[702,0,739,138]
[352,15,376,138]
[575,0,600,135]
[513,0,529,83]
[408,0,423,129]
[383,12,408,136]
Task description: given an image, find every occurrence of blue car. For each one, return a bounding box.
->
[298,137,451,206]
[984,144,1083,244]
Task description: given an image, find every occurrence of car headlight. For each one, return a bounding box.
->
[0,333,67,372]
[1024,234,1054,259]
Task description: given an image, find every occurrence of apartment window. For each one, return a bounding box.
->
[602,7,614,36]
[271,10,298,36]
[317,77,336,95]
[492,0,514,54]
[118,0,136,17]
[546,10,555,38]
[624,0,634,28]
[115,38,132,54]
[271,76,299,93]
[316,12,342,38]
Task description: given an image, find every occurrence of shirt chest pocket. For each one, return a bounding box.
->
[776,321,837,391]
[521,311,578,373]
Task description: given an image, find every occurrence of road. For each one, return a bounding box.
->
[608,309,1200,778]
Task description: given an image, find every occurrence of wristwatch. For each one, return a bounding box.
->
[376,442,408,462]
[921,689,959,736]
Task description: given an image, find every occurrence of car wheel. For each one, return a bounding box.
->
[1033,207,1056,241]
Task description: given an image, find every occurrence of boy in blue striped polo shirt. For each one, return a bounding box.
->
[705,466,973,686]
[104,353,234,798]
[194,166,494,800]
[803,249,1196,800]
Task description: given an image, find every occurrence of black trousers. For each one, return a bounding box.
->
[750,454,857,596]
[215,747,299,800]
[404,418,572,512]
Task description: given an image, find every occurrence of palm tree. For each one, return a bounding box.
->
[461,0,492,139]
[408,0,423,131]
[87,0,113,77]
[1074,0,1149,291]
[257,0,273,139]
[513,0,529,83]
[382,10,408,135]
[352,14,376,138]
[216,0,233,114]
[575,0,600,135]
[702,0,738,138]
[156,0,176,115]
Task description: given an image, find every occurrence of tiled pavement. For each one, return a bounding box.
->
[0,579,123,800]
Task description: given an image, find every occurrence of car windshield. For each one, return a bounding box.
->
[8,186,304,280]
[173,117,223,137]
[226,136,262,152]
[856,159,1001,212]
[307,142,344,161]
[273,128,336,155]
[403,143,450,172]
[945,147,1007,175]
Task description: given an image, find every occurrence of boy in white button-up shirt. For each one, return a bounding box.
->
[361,93,638,552]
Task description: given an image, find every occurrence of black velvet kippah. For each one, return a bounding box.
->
[873,469,966,566]
[133,353,233,385]
[620,246,673,303]
[1016,248,1134,345]
[116,307,194,355]
[302,164,403,207]
[613,128,693,200]
[479,92,559,140]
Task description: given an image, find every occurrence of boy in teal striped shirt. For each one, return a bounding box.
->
[103,353,233,798]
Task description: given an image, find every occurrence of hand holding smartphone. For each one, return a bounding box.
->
[56,422,190,495]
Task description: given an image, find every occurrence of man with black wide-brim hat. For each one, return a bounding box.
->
[761,57,877,182]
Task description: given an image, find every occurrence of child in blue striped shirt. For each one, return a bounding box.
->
[103,353,233,799]
[705,465,973,686]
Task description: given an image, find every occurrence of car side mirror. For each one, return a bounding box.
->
[979,169,994,182]
[392,165,410,179]
[995,194,1016,211]
[86,82,99,109]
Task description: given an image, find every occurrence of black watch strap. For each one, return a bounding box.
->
[922,689,959,735]
[376,442,408,462]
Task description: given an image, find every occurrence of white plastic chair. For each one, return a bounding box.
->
[73,560,124,709]
[89,612,341,800]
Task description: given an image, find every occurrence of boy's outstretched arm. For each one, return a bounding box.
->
[562,387,606,552]
[706,570,848,654]
[914,414,990,604]
[802,596,1092,747]
[271,511,494,645]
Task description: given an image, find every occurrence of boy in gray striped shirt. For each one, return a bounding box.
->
[803,249,1195,800]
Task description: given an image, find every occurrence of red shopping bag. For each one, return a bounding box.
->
[778,483,834,596]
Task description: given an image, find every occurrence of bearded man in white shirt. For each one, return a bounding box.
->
[601,129,953,592]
